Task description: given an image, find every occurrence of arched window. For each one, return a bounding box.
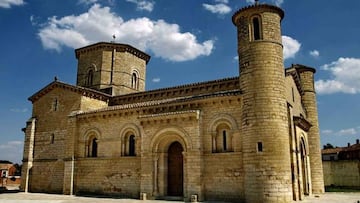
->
[131,71,139,90]
[87,69,94,86]
[252,16,262,41]
[122,132,137,156]
[91,138,98,157]
[87,137,98,157]
[213,124,232,153]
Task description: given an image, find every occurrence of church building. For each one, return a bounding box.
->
[21,2,324,202]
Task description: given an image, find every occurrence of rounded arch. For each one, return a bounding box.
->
[299,133,309,155]
[150,126,191,153]
[208,113,239,133]
[250,14,263,41]
[208,114,238,153]
[83,128,101,157]
[131,69,140,90]
[119,123,142,156]
[119,123,141,138]
[90,63,98,71]
[83,128,101,141]
[299,133,311,195]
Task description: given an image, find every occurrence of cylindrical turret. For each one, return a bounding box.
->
[296,65,325,194]
[233,3,292,203]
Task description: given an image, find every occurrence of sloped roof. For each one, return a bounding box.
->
[321,143,360,155]
[322,147,343,155]
[28,80,110,103]
[76,89,241,116]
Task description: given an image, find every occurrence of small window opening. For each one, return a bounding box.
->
[292,87,295,102]
[87,69,94,86]
[257,142,263,152]
[50,134,55,144]
[131,73,138,89]
[53,98,58,111]
[90,138,98,157]
[129,135,136,156]
[223,130,227,151]
[253,17,261,40]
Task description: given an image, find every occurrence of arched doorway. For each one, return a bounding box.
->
[167,141,184,196]
[300,139,309,195]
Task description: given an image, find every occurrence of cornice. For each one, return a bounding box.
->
[28,81,110,103]
[76,89,241,118]
[139,110,200,123]
[232,3,284,25]
[293,116,312,132]
[285,67,304,95]
[110,77,240,106]
[75,42,151,64]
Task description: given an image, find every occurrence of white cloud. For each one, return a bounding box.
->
[274,0,284,6]
[321,129,333,135]
[126,0,154,12]
[0,140,23,163]
[338,128,357,136]
[10,108,28,113]
[315,57,360,94]
[215,0,228,3]
[282,35,301,60]
[309,50,319,57]
[152,78,160,83]
[78,0,98,5]
[322,127,359,136]
[203,3,231,15]
[37,4,214,62]
[0,0,24,8]
[246,0,255,3]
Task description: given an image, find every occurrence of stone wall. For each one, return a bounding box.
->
[28,160,64,193]
[323,160,360,188]
[75,157,141,198]
[203,153,244,201]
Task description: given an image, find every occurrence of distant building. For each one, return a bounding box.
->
[322,139,360,161]
[21,2,324,203]
[322,139,360,189]
[0,163,21,189]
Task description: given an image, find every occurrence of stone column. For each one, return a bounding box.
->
[296,65,324,194]
[21,117,36,193]
[233,4,292,203]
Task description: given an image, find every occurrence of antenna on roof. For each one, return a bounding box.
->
[111,34,116,43]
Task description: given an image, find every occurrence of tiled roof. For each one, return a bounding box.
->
[321,147,343,155]
[322,144,360,154]
[76,89,241,116]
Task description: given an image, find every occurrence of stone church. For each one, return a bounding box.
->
[21,2,324,203]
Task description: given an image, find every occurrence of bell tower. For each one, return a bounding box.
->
[233,2,292,203]
[75,42,150,96]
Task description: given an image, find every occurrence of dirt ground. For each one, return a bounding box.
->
[0,192,359,203]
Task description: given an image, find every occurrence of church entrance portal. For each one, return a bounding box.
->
[167,141,184,196]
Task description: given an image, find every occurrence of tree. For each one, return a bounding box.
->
[323,143,334,149]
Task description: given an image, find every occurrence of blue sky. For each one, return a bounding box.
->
[0,0,359,163]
